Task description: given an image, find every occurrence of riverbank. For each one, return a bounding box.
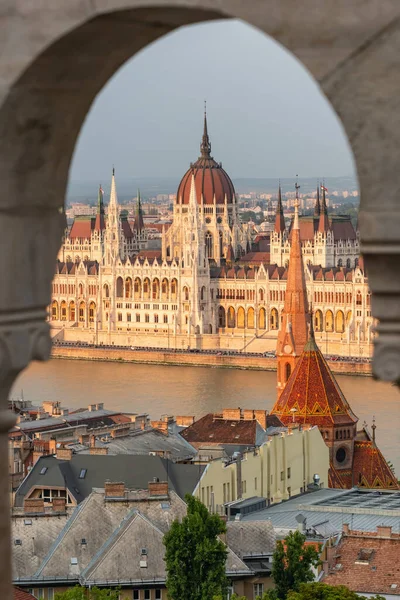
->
[51,346,372,376]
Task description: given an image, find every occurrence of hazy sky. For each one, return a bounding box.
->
[70,19,355,183]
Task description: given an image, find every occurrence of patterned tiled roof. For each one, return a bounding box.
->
[352,432,399,490]
[272,335,358,427]
[14,589,36,600]
[179,413,267,446]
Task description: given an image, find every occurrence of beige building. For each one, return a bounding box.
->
[195,425,329,511]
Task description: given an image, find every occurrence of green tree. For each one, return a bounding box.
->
[265,530,321,600]
[287,582,385,600]
[55,586,120,600]
[163,494,228,600]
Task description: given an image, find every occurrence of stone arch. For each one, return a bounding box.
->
[270,308,278,330]
[78,283,84,296]
[247,306,255,329]
[218,306,226,328]
[183,286,190,301]
[259,307,266,329]
[51,300,59,321]
[78,301,86,323]
[227,306,236,329]
[143,277,150,300]
[161,278,169,300]
[200,285,206,301]
[171,278,178,301]
[325,309,334,332]
[125,277,132,298]
[315,309,323,332]
[237,306,245,329]
[103,283,110,298]
[89,301,96,323]
[134,277,141,300]
[60,300,67,321]
[116,276,124,298]
[69,301,76,321]
[152,278,160,300]
[335,310,345,333]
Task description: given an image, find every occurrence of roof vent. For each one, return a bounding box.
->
[24,519,32,526]
[141,548,147,555]
[153,477,159,483]
[14,539,22,546]
[71,557,78,565]
[81,539,87,545]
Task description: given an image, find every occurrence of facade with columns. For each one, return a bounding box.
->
[50,118,372,356]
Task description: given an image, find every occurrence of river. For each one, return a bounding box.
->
[11,358,400,473]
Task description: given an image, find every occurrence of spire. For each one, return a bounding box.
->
[276,179,309,396]
[318,183,330,233]
[134,189,145,232]
[314,184,321,216]
[94,184,106,232]
[200,101,212,158]
[274,182,285,233]
[109,168,118,208]
[372,416,376,444]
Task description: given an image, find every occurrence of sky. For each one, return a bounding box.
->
[69,19,356,184]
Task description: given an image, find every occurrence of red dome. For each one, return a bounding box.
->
[177,114,236,205]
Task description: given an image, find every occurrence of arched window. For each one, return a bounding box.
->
[69,301,75,321]
[218,306,226,328]
[337,259,343,267]
[285,363,291,382]
[270,308,278,330]
[335,310,344,333]
[247,307,255,329]
[205,231,213,259]
[116,277,123,298]
[355,257,359,267]
[325,310,334,332]
[134,278,141,300]
[103,283,109,298]
[259,307,266,329]
[171,279,177,300]
[125,277,132,298]
[315,309,323,332]
[346,258,351,268]
[209,324,213,334]
[79,301,85,323]
[161,278,169,300]
[356,291,362,305]
[78,283,84,296]
[183,286,189,301]
[51,300,59,321]
[60,301,67,321]
[237,307,245,329]
[227,306,236,329]
[259,288,265,302]
[201,286,206,301]
[143,278,150,300]
[219,231,223,258]
[89,301,96,322]
[152,278,160,300]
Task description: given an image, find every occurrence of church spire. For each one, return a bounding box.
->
[200,101,212,158]
[314,184,321,217]
[274,182,285,233]
[134,189,145,233]
[276,181,309,396]
[318,184,330,232]
[94,184,106,232]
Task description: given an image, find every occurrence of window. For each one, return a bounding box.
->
[163,314,168,324]
[79,469,87,479]
[145,314,150,323]
[118,312,122,322]
[155,591,162,600]
[37,589,44,599]
[144,591,151,600]
[136,314,140,323]
[127,313,131,322]
[254,477,257,490]
[133,592,140,600]
[287,467,291,479]
[154,314,159,323]
[254,583,264,599]
[48,590,54,600]
[280,471,284,481]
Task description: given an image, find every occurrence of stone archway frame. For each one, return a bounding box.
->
[1,2,400,598]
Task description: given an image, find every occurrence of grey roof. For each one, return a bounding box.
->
[78,429,196,461]
[15,454,205,507]
[14,408,121,433]
[241,488,400,535]
[226,520,276,557]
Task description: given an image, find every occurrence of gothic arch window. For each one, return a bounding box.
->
[152,278,160,300]
[134,278,141,300]
[346,310,352,325]
[171,278,178,300]
[325,310,334,332]
[335,310,345,333]
[237,306,245,329]
[315,309,323,332]
[103,283,110,298]
[89,301,96,322]
[218,306,226,328]
[247,307,255,329]
[125,277,132,298]
[143,278,150,300]
[60,301,67,321]
[355,257,359,267]
[79,301,85,323]
[356,291,362,305]
[337,259,343,267]
[51,300,59,321]
[161,278,169,300]
[259,307,266,329]
[285,363,291,382]
[270,308,278,330]
[66,255,72,262]
[259,288,265,302]
[227,306,236,329]
[183,286,190,302]
[69,301,75,321]
[78,283,84,296]
[200,286,206,301]
[209,324,213,334]
[219,231,223,258]
[205,231,213,259]
[116,277,124,298]
[346,258,351,268]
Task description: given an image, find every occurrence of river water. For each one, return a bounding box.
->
[11,359,400,473]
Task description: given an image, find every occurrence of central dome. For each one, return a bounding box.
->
[177,113,236,205]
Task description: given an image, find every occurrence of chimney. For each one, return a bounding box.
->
[343,523,350,535]
[150,420,168,435]
[176,416,195,427]
[56,448,73,461]
[96,403,104,411]
[235,453,242,499]
[376,525,392,538]
[88,404,96,412]
[104,482,125,498]
[90,435,96,448]
[242,409,255,421]
[89,446,108,455]
[222,408,241,421]
[52,497,66,513]
[254,410,267,431]
[148,480,168,496]
[24,498,45,514]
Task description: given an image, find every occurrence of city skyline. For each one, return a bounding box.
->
[70,20,356,183]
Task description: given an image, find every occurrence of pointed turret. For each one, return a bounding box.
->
[94,184,106,232]
[314,184,321,217]
[276,183,309,396]
[274,183,285,234]
[200,102,212,158]
[318,185,330,233]
[105,167,122,264]
[134,189,145,233]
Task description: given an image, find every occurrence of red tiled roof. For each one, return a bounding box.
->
[324,530,400,595]
[240,252,270,265]
[133,250,162,261]
[14,588,36,600]
[179,413,258,445]
[272,335,358,428]
[177,157,235,205]
[121,219,133,239]
[352,432,399,489]
[69,217,95,239]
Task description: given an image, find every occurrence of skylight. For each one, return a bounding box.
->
[79,469,87,479]
[40,467,47,475]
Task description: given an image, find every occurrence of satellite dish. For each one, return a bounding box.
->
[296,513,307,524]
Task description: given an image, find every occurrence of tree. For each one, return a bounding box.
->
[266,530,321,600]
[286,582,385,600]
[55,586,120,600]
[163,494,228,600]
